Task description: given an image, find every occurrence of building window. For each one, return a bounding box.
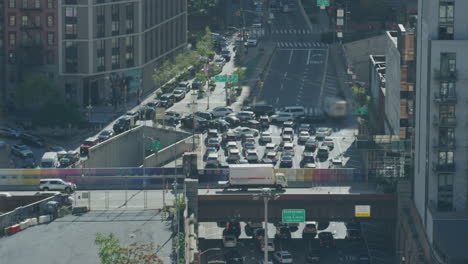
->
[47,16,54,27]
[440,53,456,73]
[439,2,454,24]
[47,32,54,45]
[439,128,455,147]
[111,54,120,69]
[97,24,105,38]
[438,151,454,166]
[440,81,455,97]
[97,56,105,71]
[9,0,15,8]
[65,7,77,17]
[34,0,40,8]
[65,24,77,38]
[48,0,55,8]
[35,15,41,26]
[111,5,120,19]
[22,0,28,8]
[21,16,28,26]
[9,32,16,47]
[65,42,78,73]
[111,21,119,35]
[9,15,16,27]
[126,19,134,33]
[438,174,453,211]
[439,104,455,119]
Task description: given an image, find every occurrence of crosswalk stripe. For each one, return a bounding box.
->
[298,42,302,47]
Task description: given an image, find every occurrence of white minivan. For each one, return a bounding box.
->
[40,152,60,168]
[277,106,306,118]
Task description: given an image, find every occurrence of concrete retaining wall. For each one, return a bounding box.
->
[84,126,191,168]
[144,136,194,167]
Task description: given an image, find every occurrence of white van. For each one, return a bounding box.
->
[278,106,306,118]
[40,152,60,168]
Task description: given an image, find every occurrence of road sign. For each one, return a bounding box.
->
[151,141,162,152]
[355,205,371,217]
[228,74,238,82]
[214,75,228,82]
[282,209,305,223]
[317,0,330,7]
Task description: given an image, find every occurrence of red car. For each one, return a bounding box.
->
[80,137,99,156]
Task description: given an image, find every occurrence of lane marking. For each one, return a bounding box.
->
[307,49,311,65]
[288,49,294,64]
[276,97,279,104]
[280,83,284,91]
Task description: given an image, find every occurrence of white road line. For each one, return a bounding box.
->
[288,50,294,64]
[276,97,279,104]
[307,49,311,65]
[284,72,288,78]
[280,83,284,91]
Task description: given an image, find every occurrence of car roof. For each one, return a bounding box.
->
[229,149,239,153]
[40,178,64,181]
[266,143,276,147]
[208,153,218,157]
[284,143,294,147]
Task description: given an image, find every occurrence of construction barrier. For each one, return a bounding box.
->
[38,215,51,224]
[8,224,20,234]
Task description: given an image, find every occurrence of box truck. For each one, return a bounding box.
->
[323,97,347,118]
[219,164,287,191]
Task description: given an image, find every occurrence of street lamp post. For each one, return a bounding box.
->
[198,248,221,264]
[173,180,180,264]
[253,188,280,264]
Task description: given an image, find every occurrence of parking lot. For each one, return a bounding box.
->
[200,120,360,170]
[199,220,372,264]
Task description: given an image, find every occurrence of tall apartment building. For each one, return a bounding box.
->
[3,0,58,107]
[410,0,468,263]
[0,0,5,111]
[59,0,187,106]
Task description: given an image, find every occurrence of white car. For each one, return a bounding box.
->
[211,106,233,117]
[265,143,277,152]
[271,113,294,123]
[316,127,332,139]
[227,148,241,163]
[298,131,310,144]
[236,111,255,121]
[282,143,295,156]
[244,38,258,47]
[245,149,259,162]
[233,127,259,137]
[322,137,334,149]
[223,234,237,248]
[259,132,272,144]
[39,179,76,193]
[259,238,275,252]
[281,127,295,139]
[225,141,238,151]
[273,251,293,264]
[206,153,220,167]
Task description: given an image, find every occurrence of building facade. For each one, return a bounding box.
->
[3,0,59,107]
[410,0,468,263]
[59,0,187,107]
[0,0,5,111]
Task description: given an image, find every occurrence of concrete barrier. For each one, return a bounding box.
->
[144,136,194,167]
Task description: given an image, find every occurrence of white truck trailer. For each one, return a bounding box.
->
[323,97,347,118]
[219,164,287,191]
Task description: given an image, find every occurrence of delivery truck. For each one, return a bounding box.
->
[323,97,347,118]
[219,164,287,191]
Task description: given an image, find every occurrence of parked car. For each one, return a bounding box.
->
[298,123,311,133]
[222,132,238,145]
[80,137,99,156]
[12,144,34,160]
[224,250,244,264]
[259,238,275,252]
[280,154,293,168]
[245,149,259,163]
[317,146,329,160]
[298,131,310,145]
[0,126,20,138]
[191,80,203,90]
[165,111,181,123]
[39,178,76,193]
[233,127,259,137]
[20,133,45,148]
[242,142,256,155]
[173,89,186,101]
[259,115,270,129]
[236,111,255,121]
[265,143,277,152]
[316,127,332,140]
[346,228,362,240]
[306,248,321,263]
[113,117,133,134]
[225,115,241,127]
[227,149,241,163]
[98,130,114,142]
[281,127,295,139]
[211,106,234,117]
[243,104,275,116]
[262,151,278,165]
[322,137,334,149]
[305,138,318,152]
[318,232,336,248]
[159,93,175,108]
[177,81,191,91]
[195,111,214,120]
[302,222,318,239]
[300,152,315,168]
[223,234,237,248]
[259,131,272,144]
[273,251,293,264]
[245,120,261,130]
[271,113,294,123]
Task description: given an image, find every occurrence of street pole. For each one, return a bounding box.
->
[263,193,269,264]
[173,181,180,264]
[142,133,145,185]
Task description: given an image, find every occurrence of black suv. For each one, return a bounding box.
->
[159,93,175,108]
[318,232,335,248]
[113,117,132,134]
[243,104,275,116]
[224,250,243,264]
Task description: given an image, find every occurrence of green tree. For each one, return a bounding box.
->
[95,233,163,264]
[16,73,57,107]
[196,27,215,59]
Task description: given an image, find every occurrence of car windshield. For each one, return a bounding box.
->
[101,131,111,136]
[282,156,292,161]
[83,140,94,145]
[40,161,53,168]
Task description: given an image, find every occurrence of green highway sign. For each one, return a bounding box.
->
[282,209,305,223]
[317,0,330,7]
[214,75,228,82]
[228,74,238,82]
[215,74,238,83]
[151,141,162,152]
